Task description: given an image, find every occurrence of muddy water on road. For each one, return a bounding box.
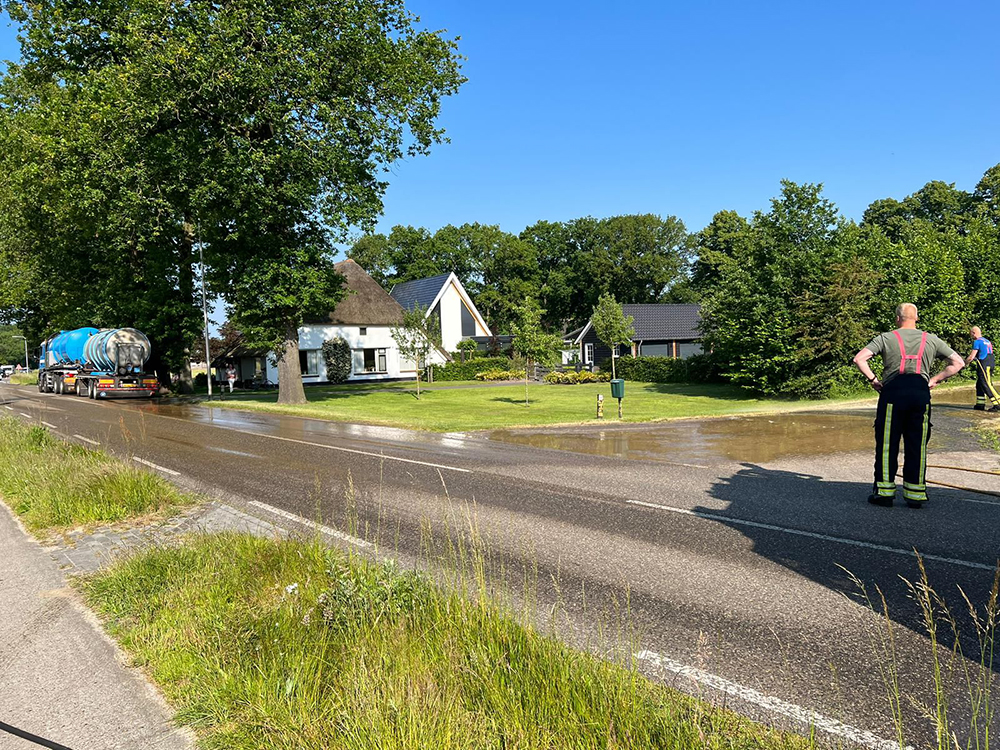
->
[488,389,982,465]
[489,413,878,465]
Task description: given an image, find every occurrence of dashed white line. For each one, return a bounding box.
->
[40,421,57,429]
[248,500,372,550]
[626,499,994,571]
[635,650,912,750]
[19,412,31,418]
[225,426,471,474]
[132,457,181,476]
[4,405,13,410]
[73,434,99,446]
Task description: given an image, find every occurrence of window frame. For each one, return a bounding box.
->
[353,347,389,374]
[584,343,594,364]
[299,349,321,376]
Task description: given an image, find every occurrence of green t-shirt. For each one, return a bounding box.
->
[864,328,956,385]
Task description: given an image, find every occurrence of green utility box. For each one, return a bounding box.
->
[610,379,625,399]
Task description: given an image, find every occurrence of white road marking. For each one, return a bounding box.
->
[225,426,471,474]
[635,650,912,750]
[626,499,995,572]
[4,406,12,410]
[40,421,57,429]
[132,457,181,476]
[248,500,372,550]
[73,434,99,446]
[19,412,31,418]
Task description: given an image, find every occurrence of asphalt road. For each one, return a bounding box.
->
[2,382,999,749]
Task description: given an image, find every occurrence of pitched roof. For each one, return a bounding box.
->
[621,304,701,340]
[389,273,452,312]
[309,259,405,326]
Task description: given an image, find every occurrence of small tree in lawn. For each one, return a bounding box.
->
[391,305,441,399]
[510,298,561,406]
[591,293,635,381]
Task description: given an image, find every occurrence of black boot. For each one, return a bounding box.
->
[868,493,893,507]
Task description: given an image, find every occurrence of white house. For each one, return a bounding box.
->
[217,259,448,385]
[389,272,491,353]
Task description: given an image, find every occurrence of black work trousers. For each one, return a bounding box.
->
[873,374,931,503]
[974,359,1000,407]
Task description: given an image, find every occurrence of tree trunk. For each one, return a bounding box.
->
[524,359,529,406]
[276,321,307,405]
[415,372,421,399]
[177,353,194,394]
[176,219,197,394]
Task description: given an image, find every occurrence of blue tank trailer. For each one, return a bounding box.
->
[37,327,159,398]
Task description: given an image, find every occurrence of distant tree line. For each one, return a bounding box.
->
[350,163,1000,397]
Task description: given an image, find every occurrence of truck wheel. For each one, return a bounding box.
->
[89,381,96,399]
[55,378,63,395]
[38,378,44,393]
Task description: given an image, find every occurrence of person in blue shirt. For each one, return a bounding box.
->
[966,327,999,412]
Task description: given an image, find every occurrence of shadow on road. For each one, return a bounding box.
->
[699,462,1000,688]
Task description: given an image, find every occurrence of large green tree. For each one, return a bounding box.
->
[0,0,465,404]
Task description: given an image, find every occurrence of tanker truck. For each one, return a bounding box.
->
[37,327,159,399]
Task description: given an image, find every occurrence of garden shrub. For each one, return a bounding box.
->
[474,369,525,381]
[322,338,352,383]
[544,370,610,384]
[194,372,208,388]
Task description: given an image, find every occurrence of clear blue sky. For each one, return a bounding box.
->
[3,0,999,238]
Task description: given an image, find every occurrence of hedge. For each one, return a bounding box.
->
[599,354,721,384]
[431,356,513,381]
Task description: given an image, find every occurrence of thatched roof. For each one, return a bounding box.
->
[309,259,405,326]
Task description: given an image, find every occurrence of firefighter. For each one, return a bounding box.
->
[965,326,1000,412]
[853,303,966,508]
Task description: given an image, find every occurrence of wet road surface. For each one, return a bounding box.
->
[2,383,999,748]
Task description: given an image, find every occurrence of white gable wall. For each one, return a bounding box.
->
[264,324,447,385]
[436,280,490,353]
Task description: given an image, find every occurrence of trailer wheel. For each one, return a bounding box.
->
[55,377,63,395]
[88,381,96,399]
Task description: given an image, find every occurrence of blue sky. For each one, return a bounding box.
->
[3,0,999,239]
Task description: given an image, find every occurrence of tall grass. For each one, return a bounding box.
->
[84,533,814,750]
[849,558,999,749]
[0,416,190,530]
[7,371,36,385]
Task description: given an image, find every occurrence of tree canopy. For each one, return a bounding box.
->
[0,0,465,402]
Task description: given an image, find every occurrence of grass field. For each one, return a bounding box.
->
[8,371,36,385]
[0,416,190,532]
[200,381,821,432]
[83,533,814,750]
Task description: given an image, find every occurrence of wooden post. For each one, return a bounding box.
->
[597,393,604,419]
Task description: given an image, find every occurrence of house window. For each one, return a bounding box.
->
[584,343,594,364]
[298,349,321,376]
[353,348,388,374]
[359,327,367,336]
[460,303,476,337]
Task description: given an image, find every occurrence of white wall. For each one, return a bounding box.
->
[437,282,489,353]
[265,324,447,385]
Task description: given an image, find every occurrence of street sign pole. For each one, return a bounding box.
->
[198,223,213,399]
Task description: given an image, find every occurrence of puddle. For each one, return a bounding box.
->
[488,413,881,464]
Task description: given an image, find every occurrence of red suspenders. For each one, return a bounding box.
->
[892,330,928,375]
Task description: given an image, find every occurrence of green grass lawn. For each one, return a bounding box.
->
[196,381,821,432]
[83,533,814,750]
